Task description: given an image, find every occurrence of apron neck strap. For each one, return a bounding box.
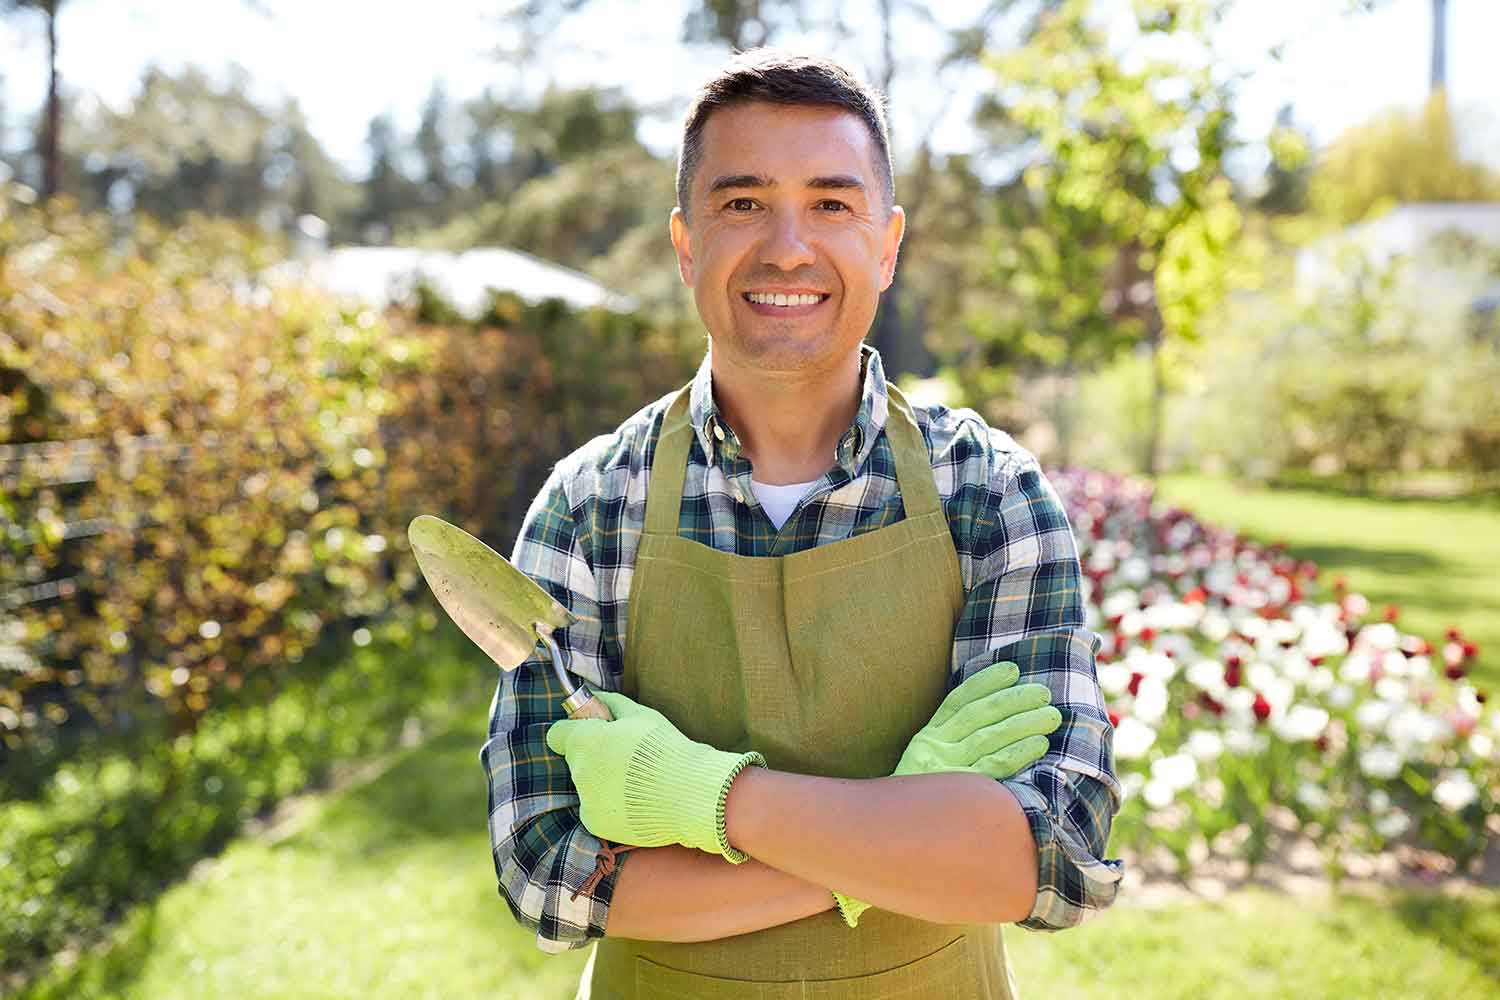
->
[883,382,943,519]
[642,377,942,537]
[644,386,695,536]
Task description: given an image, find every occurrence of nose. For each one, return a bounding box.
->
[758,211,815,272]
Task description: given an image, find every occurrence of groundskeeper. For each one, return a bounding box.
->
[481,49,1124,1000]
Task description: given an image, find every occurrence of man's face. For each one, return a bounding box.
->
[669,102,904,376]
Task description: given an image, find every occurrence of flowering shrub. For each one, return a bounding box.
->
[1051,468,1498,881]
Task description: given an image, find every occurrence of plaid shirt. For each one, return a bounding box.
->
[481,346,1124,953]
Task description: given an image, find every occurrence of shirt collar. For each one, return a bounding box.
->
[688,343,890,478]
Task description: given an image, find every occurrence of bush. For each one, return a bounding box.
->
[1,185,697,776]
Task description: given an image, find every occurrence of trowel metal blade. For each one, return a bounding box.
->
[407,514,575,671]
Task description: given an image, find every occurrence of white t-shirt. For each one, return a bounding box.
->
[749,476,822,531]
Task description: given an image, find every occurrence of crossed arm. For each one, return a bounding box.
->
[606,769,1037,942]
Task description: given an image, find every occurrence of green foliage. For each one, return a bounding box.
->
[0,622,489,978]
[1308,92,1500,224]
[945,0,1245,468]
[1173,247,1500,490]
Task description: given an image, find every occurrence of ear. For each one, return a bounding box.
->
[878,205,905,291]
[669,207,694,286]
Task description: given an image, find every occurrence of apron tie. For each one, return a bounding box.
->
[573,840,638,901]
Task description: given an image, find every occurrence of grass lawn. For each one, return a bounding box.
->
[1155,474,1500,692]
[21,696,1500,1000]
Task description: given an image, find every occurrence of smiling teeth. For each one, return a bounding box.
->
[747,292,823,306]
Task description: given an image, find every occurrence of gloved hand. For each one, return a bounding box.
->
[833,660,1063,927]
[545,689,766,862]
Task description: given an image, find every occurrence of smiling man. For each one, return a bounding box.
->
[481,50,1124,1000]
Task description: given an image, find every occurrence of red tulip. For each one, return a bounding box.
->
[1252,693,1271,722]
[1225,657,1242,688]
[1107,709,1122,728]
[1127,672,1144,696]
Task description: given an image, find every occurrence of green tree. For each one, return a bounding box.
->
[357,111,419,242]
[63,64,355,229]
[415,83,453,212]
[1308,92,1500,224]
[955,0,1242,473]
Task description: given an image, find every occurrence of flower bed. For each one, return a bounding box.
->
[1049,468,1498,881]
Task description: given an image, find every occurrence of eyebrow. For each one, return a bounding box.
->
[705,174,867,195]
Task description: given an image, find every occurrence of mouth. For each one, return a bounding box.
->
[740,290,831,318]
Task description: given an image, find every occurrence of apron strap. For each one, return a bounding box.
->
[883,382,943,519]
[643,385,695,537]
[641,375,942,536]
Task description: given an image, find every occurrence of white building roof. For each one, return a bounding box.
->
[270,245,636,317]
[1296,202,1500,296]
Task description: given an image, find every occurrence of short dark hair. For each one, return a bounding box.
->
[676,49,895,218]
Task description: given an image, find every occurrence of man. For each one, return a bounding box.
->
[481,50,1123,999]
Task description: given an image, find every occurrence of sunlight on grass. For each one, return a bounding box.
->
[1156,474,1500,691]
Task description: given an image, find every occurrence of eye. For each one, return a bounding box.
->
[816,199,850,212]
[725,197,757,212]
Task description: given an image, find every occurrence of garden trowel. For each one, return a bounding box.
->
[406,514,612,721]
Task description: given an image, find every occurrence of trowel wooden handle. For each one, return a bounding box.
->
[536,629,615,722]
[565,689,614,721]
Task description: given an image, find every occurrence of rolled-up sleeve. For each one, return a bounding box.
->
[478,464,623,952]
[952,448,1125,931]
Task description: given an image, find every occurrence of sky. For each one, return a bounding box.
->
[1,0,1497,179]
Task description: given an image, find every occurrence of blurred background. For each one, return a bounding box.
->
[2,1,1498,998]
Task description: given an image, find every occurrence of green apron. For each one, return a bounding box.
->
[577,381,1020,1000]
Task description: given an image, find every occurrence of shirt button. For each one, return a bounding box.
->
[712,422,726,442]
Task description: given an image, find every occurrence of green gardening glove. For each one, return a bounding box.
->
[545,689,766,862]
[832,660,1063,927]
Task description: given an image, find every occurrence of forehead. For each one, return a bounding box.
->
[692,102,879,201]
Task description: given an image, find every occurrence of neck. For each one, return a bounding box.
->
[710,346,863,485]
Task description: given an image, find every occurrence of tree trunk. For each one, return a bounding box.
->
[41,1,61,200]
[1144,321,1166,478]
[1053,365,1074,468]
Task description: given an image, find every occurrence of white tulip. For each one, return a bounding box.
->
[1113,717,1157,759]
[1305,666,1335,695]
[1101,590,1138,619]
[1359,745,1404,780]
[1143,778,1175,809]
[1340,652,1373,684]
[1375,810,1411,838]
[1199,608,1232,642]
[1296,781,1331,811]
[1355,699,1396,732]
[1098,663,1131,695]
[1359,622,1399,651]
[1150,752,1198,792]
[1186,730,1224,760]
[1433,771,1479,813]
[1133,677,1170,726]
[1273,704,1330,743]
[1186,658,1225,692]
[1374,677,1408,703]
